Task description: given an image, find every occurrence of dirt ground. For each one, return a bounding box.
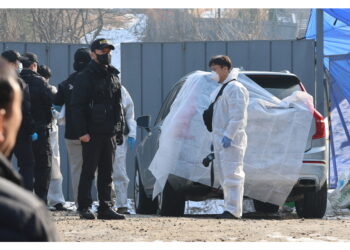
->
[52,210,350,242]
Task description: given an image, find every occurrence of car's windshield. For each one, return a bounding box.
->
[246,74,302,99]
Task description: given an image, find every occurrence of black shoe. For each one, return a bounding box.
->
[117,207,131,215]
[216,211,238,219]
[97,207,126,220]
[79,208,95,220]
[54,203,68,211]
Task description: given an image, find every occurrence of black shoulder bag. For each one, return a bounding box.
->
[202,79,234,132]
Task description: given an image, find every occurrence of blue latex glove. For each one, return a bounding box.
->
[128,137,136,151]
[221,136,232,148]
[52,105,62,112]
[31,132,38,141]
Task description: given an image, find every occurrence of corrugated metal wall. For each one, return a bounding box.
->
[121,40,317,198]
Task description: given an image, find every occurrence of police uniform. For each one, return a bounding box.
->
[71,39,125,219]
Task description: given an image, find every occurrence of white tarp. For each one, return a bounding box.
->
[149,70,313,206]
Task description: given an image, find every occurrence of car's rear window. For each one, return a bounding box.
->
[246,74,302,99]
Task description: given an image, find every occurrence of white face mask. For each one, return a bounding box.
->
[16,62,23,74]
[209,71,220,82]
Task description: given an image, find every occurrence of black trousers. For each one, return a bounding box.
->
[78,134,116,211]
[32,129,52,204]
[13,136,35,191]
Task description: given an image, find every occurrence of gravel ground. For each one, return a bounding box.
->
[52,209,350,242]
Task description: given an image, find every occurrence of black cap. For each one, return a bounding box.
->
[90,38,115,51]
[1,50,26,63]
[21,52,39,64]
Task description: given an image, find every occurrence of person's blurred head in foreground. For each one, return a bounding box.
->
[0,58,22,156]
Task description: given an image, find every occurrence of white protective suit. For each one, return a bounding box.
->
[211,74,249,218]
[149,70,313,208]
[112,86,137,208]
[48,95,66,207]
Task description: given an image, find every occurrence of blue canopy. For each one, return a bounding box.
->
[306,9,350,188]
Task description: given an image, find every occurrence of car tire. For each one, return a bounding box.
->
[134,163,158,214]
[295,181,328,219]
[158,181,185,217]
[253,199,280,213]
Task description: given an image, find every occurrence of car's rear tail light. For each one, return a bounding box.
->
[312,109,326,139]
[299,82,326,139]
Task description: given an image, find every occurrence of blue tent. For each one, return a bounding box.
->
[306,9,350,188]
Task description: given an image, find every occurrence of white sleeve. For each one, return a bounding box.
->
[223,83,249,140]
[122,86,137,139]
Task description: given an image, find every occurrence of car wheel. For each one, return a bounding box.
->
[253,199,279,213]
[134,163,157,214]
[295,181,327,219]
[158,181,185,217]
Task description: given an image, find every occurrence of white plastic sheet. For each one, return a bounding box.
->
[149,70,313,206]
[329,169,350,209]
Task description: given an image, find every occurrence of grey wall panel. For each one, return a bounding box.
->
[292,40,316,99]
[271,41,293,72]
[142,43,162,124]
[184,42,206,74]
[121,43,142,197]
[121,43,142,119]
[26,44,48,65]
[4,42,25,54]
[0,43,4,53]
[227,42,249,70]
[48,44,69,87]
[248,41,271,70]
[205,42,227,70]
[162,43,185,98]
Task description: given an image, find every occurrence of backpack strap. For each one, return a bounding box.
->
[212,78,235,104]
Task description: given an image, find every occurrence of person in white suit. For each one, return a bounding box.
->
[37,65,67,211]
[209,55,249,219]
[112,85,136,214]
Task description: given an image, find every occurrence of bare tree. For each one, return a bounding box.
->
[137,9,305,42]
[0,9,132,44]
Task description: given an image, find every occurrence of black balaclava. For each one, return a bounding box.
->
[73,48,91,72]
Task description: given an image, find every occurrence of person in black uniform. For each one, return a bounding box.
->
[1,50,36,191]
[20,52,54,204]
[54,48,91,204]
[0,60,59,241]
[71,38,125,220]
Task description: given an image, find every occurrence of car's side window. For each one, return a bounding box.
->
[155,81,184,125]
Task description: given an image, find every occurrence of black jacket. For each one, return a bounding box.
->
[0,153,59,241]
[16,77,35,140]
[20,69,54,132]
[54,72,80,140]
[71,60,124,137]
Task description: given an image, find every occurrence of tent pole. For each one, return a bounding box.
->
[316,9,325,116]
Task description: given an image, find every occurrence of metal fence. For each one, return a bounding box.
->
[121,40,319,198]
